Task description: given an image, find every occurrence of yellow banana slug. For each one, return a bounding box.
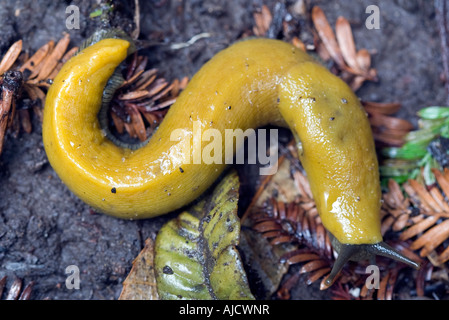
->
[43,37,419,285]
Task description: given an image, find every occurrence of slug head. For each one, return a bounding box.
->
[323,236,420,289]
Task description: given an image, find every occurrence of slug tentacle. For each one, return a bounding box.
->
[324,237,420,287]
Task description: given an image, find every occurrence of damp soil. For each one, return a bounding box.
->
[0,0,446,300]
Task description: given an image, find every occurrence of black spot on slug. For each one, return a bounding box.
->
[162,265,174,275]
[179,167,184,173]
[330,117,335,121]
[111,187,116,193]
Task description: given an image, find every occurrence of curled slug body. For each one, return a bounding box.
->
[43,37,419,285]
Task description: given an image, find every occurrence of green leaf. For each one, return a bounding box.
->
[417,106,449,120]
[154,170,254,300]
[419,153,441,186]
[382,141,428,160]
[89,9,103,18]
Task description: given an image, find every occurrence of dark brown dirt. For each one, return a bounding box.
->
[0,0,446,300]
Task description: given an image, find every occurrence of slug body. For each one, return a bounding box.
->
[43,38,419,283]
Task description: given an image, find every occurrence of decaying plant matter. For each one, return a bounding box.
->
[109,53,188,142]
[0,33,76,156]
[0,276,33,300]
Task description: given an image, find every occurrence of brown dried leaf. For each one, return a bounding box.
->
[387,179,406,206]
[400,215,440,241]
[432,168,449,200]
[124,121,136,139]
[111,111,125,134]
[253,220,281,233]
[292,170,313,199]
[419,220,449,257]
[23,84,46,109]
[408,179,442,213]
[291,37,306,51]
[381,216,395,235]
[179,76,189,90]
[363,101,402,115]
[5,278,22,300]
[335,16,360,72]
[130,68,157,89]
[261,230,284,238]
[444,168,449,181]
[299,259,329,274]
[377,272,390,300]
[369,113,414,131]
[134,73,157,92]
[151,82,174,102]
[47,46,78,80]
[19,109,32,134]
[436,245,449,264]
[119,90,150,101]
[34,32,71,82]
[122,69,145,89]
[312,6,346,69]
[253,5,272,37]
[429,187,449,212]
[349,75,367,92]
[150,97,177,112]
[392,214,410,232]
[270,235,294,245]
[410,219,449,253]
[128,104,147,142]
[0,40,22,75]
[19,41,53,75]
[372,132,406,147]
[119,238,159,300]
[356,49,372,73]
[285,253,320,265]
[307,267,331,285]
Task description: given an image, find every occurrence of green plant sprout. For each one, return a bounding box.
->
[380,106,449,187]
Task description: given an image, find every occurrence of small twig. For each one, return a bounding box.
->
[0,71,23,155]
[435,0,449,105]
[131,0,140,40]
[169,33,212,50]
